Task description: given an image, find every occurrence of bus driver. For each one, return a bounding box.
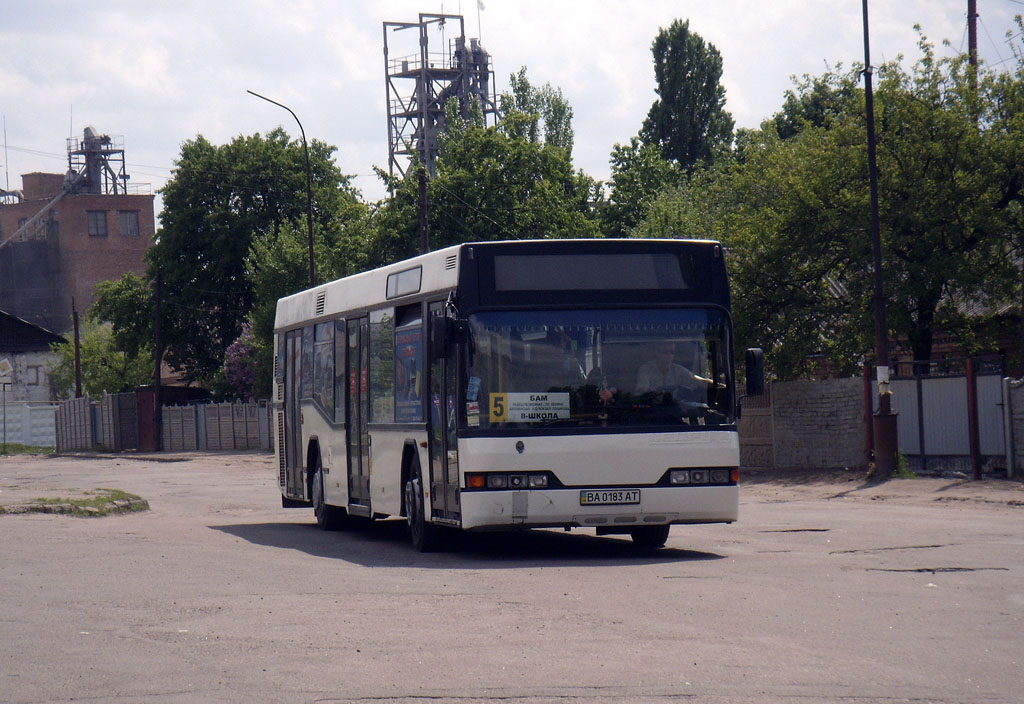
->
[635,342,713,400]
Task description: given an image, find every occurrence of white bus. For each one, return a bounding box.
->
[273,239,763,550]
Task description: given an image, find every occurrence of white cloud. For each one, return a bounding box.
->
[1,0,1020,205]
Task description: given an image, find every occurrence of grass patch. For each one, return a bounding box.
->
[0,443,55,455]
[894,453,917,479]
[0,488,149,517]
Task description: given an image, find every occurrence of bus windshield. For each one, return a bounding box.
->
[464,308,734,430]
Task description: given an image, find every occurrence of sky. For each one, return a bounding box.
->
[2,0,1023,216]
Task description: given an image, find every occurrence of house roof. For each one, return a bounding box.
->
[0,309,66,352]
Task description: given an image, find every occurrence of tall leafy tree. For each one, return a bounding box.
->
[635,33,1024,378]
[149,128,363,384]
[640,19,734,170]
[602,136,683,237]
[47,320,152,399]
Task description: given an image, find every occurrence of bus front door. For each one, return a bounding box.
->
[284,329,304,499]
[429,304,461,522]
[347,318,371,513]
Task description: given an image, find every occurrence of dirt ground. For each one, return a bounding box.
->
[741,464,1024,510]
[2,451,1022,514]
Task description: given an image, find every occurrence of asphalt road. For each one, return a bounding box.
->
[1,452,1021,704]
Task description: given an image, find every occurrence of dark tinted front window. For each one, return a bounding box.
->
[464,308,733,431]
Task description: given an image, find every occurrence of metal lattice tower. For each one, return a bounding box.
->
[383,13,499,179]
[66,127,130,195]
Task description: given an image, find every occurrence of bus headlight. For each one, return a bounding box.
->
[710,469,729,484]
[670,470,690,485]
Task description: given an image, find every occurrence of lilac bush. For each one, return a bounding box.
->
[223,323,258,401]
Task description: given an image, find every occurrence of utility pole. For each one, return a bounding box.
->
[862,0,898,479]
[153,271,163,451]
[72,298,83,398]
[968,0,978,74]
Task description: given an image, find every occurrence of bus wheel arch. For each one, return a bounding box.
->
[399,442,420,519]
[404,447,442,552]
[308,438,347,531]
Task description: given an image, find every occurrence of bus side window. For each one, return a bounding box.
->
[394,305,424,423]
[313,322,334,413]
[369,309,395,423]
[300,326,314,400]
[333,319,346,424]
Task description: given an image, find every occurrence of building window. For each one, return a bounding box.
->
[119,210,140,237]
[87,211,108,236]
[26,366,40,385]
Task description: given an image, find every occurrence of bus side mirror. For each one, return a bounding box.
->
[745,348,765,396]
[430,317,467,361]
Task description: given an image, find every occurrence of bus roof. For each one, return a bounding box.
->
[273,238,724,332]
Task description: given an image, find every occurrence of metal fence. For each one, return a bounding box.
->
[887,357,1004,473]
[738,357,1015,476]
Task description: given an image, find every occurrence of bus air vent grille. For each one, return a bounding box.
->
[314,291,327,316]
[276,411,286,487]
[445,255,457,270]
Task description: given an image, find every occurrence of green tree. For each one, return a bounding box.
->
[500,67,575,153]
[149,128,363,384]
[640,19,734,170]
[90,274,153,359]
[47,320,152,399]
[602,136,683,237]
[635,33,1024,378]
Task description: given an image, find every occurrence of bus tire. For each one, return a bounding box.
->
[405,463,442,552]
[630,524,670,548]
[312,457,347,531]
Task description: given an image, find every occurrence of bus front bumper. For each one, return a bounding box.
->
[457,485,738,531]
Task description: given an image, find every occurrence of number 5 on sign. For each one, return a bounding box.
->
[490,393,507,422]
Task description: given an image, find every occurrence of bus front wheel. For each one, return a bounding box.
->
[405,464,442,552]
[312,459,347,531]
[630,524,670,548]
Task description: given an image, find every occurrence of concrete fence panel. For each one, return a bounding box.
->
[1,403,58,447]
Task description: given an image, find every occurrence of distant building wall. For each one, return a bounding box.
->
[0,173,154,333]
[3,350,61,403]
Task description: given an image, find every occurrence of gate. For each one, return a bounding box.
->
[888,357,1004,473]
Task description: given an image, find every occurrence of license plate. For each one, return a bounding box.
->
[580,489,640,506]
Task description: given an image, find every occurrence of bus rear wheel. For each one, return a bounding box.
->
[405,464,442,552]
[630,524,670,548]
[312,461,348,531]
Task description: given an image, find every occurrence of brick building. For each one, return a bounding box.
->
[0,128,154,335]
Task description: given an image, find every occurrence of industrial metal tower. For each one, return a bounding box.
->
[383,13,499,179]
[66,127,130,195]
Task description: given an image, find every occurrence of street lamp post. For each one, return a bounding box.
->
[247,90,316,287]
